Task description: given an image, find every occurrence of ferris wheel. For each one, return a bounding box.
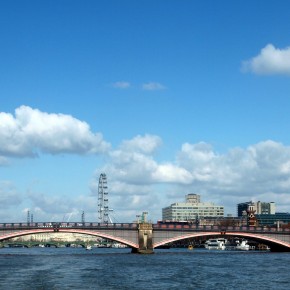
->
[98,173,111,223]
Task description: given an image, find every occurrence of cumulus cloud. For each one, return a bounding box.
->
[3,109,290,221]
[0,156,9,166]
[0,106,110,157]
[24,190,100,221]
[27,191,78,214]
[95,135,162,185]
[105,150,158,184]
[152,163,193,184]
[98,134,192,186]
[0,181,22,208]
[242,44,290,75]
[175,140,290,214]
[91,137,290,219]
[142,82,166,90]
[112,81,131,89]
[120,134,162,155]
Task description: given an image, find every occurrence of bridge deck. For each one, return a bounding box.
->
[1,222,290,251]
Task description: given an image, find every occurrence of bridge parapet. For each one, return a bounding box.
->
[0,222,138,230]
[2,222,289,234]
[153,223,290,234]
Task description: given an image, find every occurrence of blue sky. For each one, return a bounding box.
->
[1,0,290,223]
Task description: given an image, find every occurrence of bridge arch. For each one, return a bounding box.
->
[0,229,139,249]
[153,231,290,251]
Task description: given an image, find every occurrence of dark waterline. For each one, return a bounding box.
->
[0,247,290,289]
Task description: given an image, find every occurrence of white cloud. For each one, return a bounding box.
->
[0,156,9,166]
[105,150,158,184]
[93,137,290,219]
[0,106,110,157]
[25,190,100,221]
[242,44,290,75]
[176,140,290,214]
[0,181,22,208]
[120,134,162,155]
[98,134,192,186]
[142,82,166,90]
[112,81,131,89]
[152,163,193,184]
[3,108,290,221]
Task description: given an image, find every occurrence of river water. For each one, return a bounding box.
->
[0,247,289,289]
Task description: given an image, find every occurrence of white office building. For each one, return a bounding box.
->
[162,193,224,221]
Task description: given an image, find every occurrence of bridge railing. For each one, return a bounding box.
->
[0,222,138,229]
[1,222,290,233]
[152,223,290,233]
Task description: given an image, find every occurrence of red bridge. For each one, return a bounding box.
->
[1,222,290,253]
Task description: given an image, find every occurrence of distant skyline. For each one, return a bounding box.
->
[1,1,290,223]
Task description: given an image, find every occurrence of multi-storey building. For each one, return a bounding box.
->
[237,201,276,217]
[256,212,290,226]
[162,193,224,221]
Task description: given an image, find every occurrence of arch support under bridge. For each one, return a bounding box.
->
[132,223,154,254]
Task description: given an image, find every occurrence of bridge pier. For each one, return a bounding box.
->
[132,223,154,254]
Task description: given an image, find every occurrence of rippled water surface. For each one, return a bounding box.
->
[0,247,290,289]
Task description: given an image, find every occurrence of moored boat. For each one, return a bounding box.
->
[205,238,227,250]
[235,240,251,251]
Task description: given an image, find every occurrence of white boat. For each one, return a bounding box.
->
[86,245,92,250]
[235,240,252,251]
[224,239,255,251]
[205,238,227,250]
[111,242,127,248]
